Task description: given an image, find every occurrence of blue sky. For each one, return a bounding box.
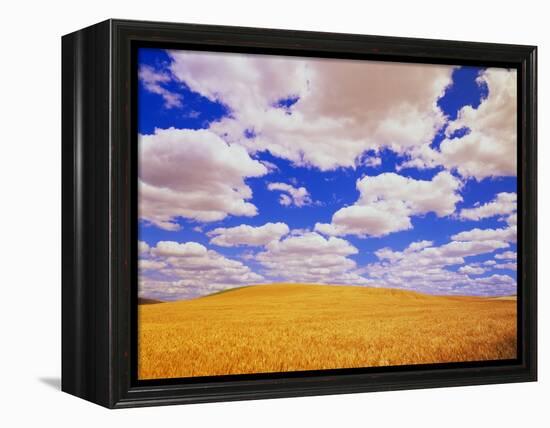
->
[137,48,517,300]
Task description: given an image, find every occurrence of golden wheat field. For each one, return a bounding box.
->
[138,283,517,380]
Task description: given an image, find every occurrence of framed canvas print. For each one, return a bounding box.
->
[62,19,537,408]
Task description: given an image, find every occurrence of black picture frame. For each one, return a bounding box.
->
[62,19,537,408]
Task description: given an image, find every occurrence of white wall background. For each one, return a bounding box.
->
[0,0,546,425]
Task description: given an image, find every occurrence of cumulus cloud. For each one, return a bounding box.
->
[471,274,516,287]
[207,222,290,247]
[362,156,382,167]
[458,265,485,275]
[399,68,517,180]
[355,171,462,216]
[451,226,517,243]
[138,240,150,256]
[495,251,517,260]
[255,232,370,285]
[315,201,413,238]
[139,128,268,230]
[438,68,517,180]
[139,241,264,300]
[459,192,517,221]
[437,240,509,258]
[493,263,517,271]
[166,50,453,171]
[278,194,292,206]
[404,240,434,253]
[490,251,517,271]
[139,259,167,270]
[267,182,312,207]
[138,65,182,108]
[507,213,517,226]
[315,171,462,237]
[151,241,208,258]
[365,238,514,296]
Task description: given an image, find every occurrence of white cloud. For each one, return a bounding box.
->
[138,240,150,256]
[362,156,382,167]
[364,237,514,296]
[355,171,462,216]
[255,232,370,285]
[139,259,167,270]
[139,128,267,230]
[493,263,517,271]
[278,194,292,206]
[458,265,485,275]
[404,240,434,253]
[139,240,264,300]
[259,160,279,172]
[138,280,190,301]
[289,228,311,236]
[484,260,497,266]
[315,171,462,237]
[207,222,290,247]
[263,232,358,256]
[469,274,516,288]
[151,241,208,258]
[316,201,413,238]
[459,192,516,221]
[495,251,517,260]
[267,182,312,207]
[138,65,182,108]
[432,240,509,258]
[167,50,453,171]
[400,68,517,180]
[451,226,517,243]
[438,68,517,180]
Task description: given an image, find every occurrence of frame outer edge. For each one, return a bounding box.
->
[527,45,537,381]
[66,19,538,409]
[62,29,82,398]
[61,20,113,408]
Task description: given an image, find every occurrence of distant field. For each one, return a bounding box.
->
[138,284,517,380]
[138,297,164,305]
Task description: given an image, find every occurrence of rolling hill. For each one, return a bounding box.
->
[138,283,517,380]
